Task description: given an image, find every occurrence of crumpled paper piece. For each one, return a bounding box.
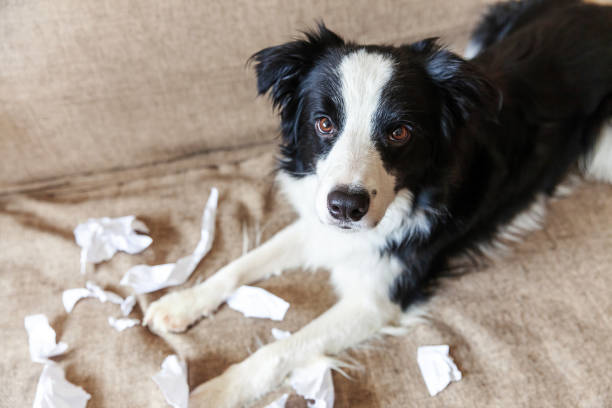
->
[271,328,291,340]
[74,215,152,274]
[265,394,289,408]
[33,364,91,408]
[417,345,462,396]
[226,286,290,321]
[26,315,90,407]
[25,314,69,364]
[120,295,136,316]
[108,317,140,332]
[63,281,125,313]
[121,188,218,294]
[152,355,189,408]
[289,359,335,408]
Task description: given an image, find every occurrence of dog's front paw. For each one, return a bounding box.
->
[189,367,243,408]
[144,289,203,333]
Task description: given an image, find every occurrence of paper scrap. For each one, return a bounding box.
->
[417,345,462,396]
[108,317,140,332]
[74,215,152,274]
[152,355,189,408]
[62,281,124,313]
[25,314,69,364]
[265,394,289,408]
[271,328,291,340]
[121,295,136,316]
[33,364,91,408]
[62,288,93,314]
[227,286,290,321]
[121,188,219,294]
[289,360,334,408]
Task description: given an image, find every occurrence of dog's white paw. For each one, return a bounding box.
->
[189,346,288,407]
[144,289,206,333]
[189,366,244,408]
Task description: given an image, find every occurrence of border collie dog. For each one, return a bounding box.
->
[145,0,612,405]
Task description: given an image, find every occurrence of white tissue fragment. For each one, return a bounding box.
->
[417,345,462,396]
[121,295,136,316]
[152,355,189,408]
[290,359,335,408]
[33,364,91,408]
[265,394,289,408]
[108,317,140,332]
[227,286,290,321]
[74,215,152,274]
[121,188,218,294]
[25,314,69,363]
[271,328,291,340]
[62,288,93,314]
[62,281,124,313]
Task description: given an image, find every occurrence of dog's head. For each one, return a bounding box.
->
[251,24,497,232]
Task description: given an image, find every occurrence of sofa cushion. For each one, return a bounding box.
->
[0,0,492,191]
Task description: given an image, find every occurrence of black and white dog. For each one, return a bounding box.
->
[145,0,612,405]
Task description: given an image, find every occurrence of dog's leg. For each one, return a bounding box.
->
[189,295,403,408]
[144,221,307,332]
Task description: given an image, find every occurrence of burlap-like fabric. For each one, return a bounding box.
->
[2,145,612,407]
[2,0,611,407]
[0,0,493,191]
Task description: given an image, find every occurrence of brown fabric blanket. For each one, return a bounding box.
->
[2,146,611,407]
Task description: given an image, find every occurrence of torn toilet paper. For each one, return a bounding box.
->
[152,355,189,408]
[417,345,462,396]
[121,295,136,316]
[25,314,69,364]
[33,364,91,408]
[271,328,291,340]
[227,286,290,321]
[108,317,140,332]
[63,281,125,313]
[121,188,218,294]
[74,215,152,274]
[290,359,335,408]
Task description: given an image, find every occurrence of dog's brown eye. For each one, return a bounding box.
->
[315,117,334,135]
[388,126,411,145]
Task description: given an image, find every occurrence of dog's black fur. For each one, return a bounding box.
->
[252,0,612,310]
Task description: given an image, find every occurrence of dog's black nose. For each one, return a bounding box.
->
[327,188,370,222]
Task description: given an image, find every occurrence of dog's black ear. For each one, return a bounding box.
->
[250,23,344,111]
[411,38,500,138]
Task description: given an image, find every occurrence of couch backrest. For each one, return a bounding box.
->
[0,0,489,192]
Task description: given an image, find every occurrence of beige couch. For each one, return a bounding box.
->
[2,0,611,406]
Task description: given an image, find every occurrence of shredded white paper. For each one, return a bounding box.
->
[265,394,289,408]
[62,281,124,313]
[271,328,291,340]
[120,295,136,316]
[417,345,462,396]
[289,359,335,408]
[74,215,152,274]
[25,314,69,364]
[108,317,140,332]
[152,355,189,408]
[226,286,290,321]
[62,288,92,314]
[121,188,219,294]
[33,364,91,408]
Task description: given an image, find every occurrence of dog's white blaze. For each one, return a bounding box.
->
[314,49,398,228]
[584,120,612,183]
